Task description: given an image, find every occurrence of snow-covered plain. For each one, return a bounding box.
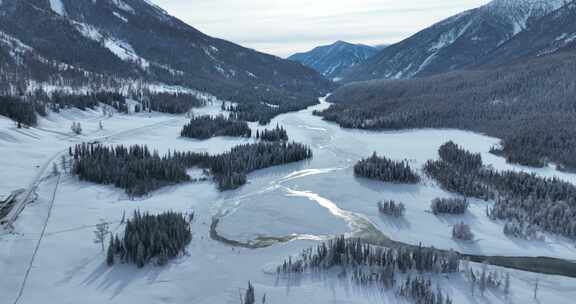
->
[1,99,576,304]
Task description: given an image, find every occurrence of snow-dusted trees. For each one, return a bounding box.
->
[0,96,37,126]
[180,115,251,139]
[256,125,288,142]
[277,236,460,274]
[398,277,453,304]
[72,141,312,194]
[452,222,474,241]
[431,198,469,215]
[378,200,406,217]
[427,142,576,239]
[71,143,197,196]
[71,122,83,135]
[438,141,482,171]
[277,237,458,303]
[354,153,420,184]
[107,211,193,268]
[207,142,312,190]
[143,92,205,114]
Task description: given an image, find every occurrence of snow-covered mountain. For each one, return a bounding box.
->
[288,41,379,80]
[481,0,576,65]
[341,0,568,82]
[0,0,331,101]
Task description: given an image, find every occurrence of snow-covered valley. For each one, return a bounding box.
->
[1,98,576,304]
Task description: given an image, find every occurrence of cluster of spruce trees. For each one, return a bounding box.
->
[430,198,469,215]
[377,200,406,217]
[427,142,576,239]
[277,236,460,274]
[181,115,252,139]
[207,142,312,190]
[71,143,203,197]
[278,237,458,304]
[144,92,205,114]
[0,96,37,126]
[398,277,453,304]
[106,211,193,268]
[424,142,492,200]
[23,90,127,113]
[452,222,474,241]
[354,153,420,184]
[226,95,319,125]
[256,125,288,142]
[72,141,312,194]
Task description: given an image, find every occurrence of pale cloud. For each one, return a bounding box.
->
[151,0,490,57]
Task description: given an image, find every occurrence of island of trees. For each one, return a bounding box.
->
[256,125,288,142]
[181,115,252,139]
[71,141,312,195]
[106,211,193,268]
[354,153,420,184]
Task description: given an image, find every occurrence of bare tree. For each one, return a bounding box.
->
[94,220,110,252]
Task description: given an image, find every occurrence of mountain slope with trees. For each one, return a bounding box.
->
[0,0,331,117]
[341,0,568,82]
[288,41,379,80]
[319,49,576,170]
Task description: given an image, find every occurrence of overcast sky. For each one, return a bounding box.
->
[151,0,490,58]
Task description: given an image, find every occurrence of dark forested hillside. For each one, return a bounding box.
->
[0,0,331,119]
[320,50,576,170]
[340,0,568,82]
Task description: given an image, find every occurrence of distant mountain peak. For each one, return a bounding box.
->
[289,41,379,80]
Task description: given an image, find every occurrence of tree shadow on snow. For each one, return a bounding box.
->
[82,259,174,300]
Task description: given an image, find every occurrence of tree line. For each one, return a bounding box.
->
[180,115,251,140]
[354,152,420,184]
[256,125,288,142]
[206,142,312,190]
[277,236,458,304]
[71,141,312,195]
[107,211,193,268]
[426,141,576,239]
[143,92,205,114]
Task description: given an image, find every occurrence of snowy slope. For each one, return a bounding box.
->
[288,41,379,80]
[0,0,330,102]
[342,0,568,82]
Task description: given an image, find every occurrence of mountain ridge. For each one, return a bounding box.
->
[288,40,379,80]
[340,0,569,82]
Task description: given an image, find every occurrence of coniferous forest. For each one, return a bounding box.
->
[107,211,193,268]
[319,51,576,171]
[180,115,252,139]
[277,236,459,304]
[256,125,289,142]
[144,92,205,114]
[354,153,420,184]
[426,142,576,239]
[72,141,312,194]
[0,96,38,126]
[207,142,312,190]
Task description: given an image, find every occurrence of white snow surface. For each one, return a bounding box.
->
[1,98,576,303]
[49,0,66,16]
[74,22,149,69]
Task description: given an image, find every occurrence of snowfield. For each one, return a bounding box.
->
[1,98,576,303]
